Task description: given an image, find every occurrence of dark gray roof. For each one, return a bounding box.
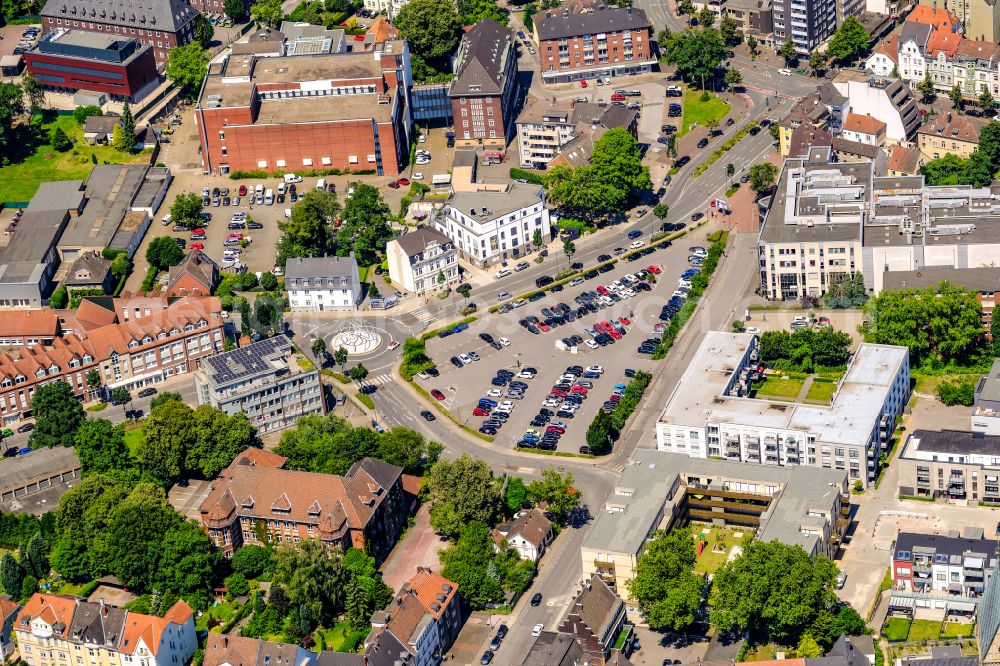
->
[393,227,453,257]
[65,252,111,286]
[364,630,411,666]
[908,429,1000,457]
[28,180,85,212]
[882,266,1000,292]
[520,631,584,666]
[895,532,993,561]
[821,635,876,666]
[68,600,127,647]
[0,447,80,494]
[0,209,69,284]
[350,457,402,491]
[534,6,651,41]
[900,21,932,48]
[899,657,978,666]
[818,81,847,106]
[41,0,198,33]
[315,653,364,666]
[833,137,880,159]
[449,19,514,97]
[284,256,358,286]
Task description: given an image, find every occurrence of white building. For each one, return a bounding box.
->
[284,255,360,312]
[655,331,910,487]
[491,508,553,562]
[830,71,921,144]
[434,182,551,268]
[892,530,996,610]
[385,227,458,295]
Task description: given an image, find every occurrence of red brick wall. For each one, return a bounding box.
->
[23,46,157,98]
[41,15,192,63]
[539,27,652,72]
[452,96,507,142]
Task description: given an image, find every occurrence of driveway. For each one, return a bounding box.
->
[380,504,448,593]
[168,479,213,522]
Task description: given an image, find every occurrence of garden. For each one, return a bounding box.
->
[690,525,743,574]
[882,617,975,642]
[680,87,731,137]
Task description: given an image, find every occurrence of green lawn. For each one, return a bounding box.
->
[909,619,942,641]
[691,525,742,574]
[942,622,975,638]
[317,621,367,653]
[195,601,236,632]
[805,379,837,403]
[0,112,150,203]
[123,427,145,457]
[754,375,806,400]
[742,643,784,661]
[883,618,911,641]
[679,88,732,138]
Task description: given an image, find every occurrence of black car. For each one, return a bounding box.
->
[450,356,464,368]
[598,263,614,273]
[571,261,584,270]
[531,593,543,606]
[17,423,34,433]
[697,137,709,148]
[479,332,494,343]
[749,126,761,136]
[496,624,509,640]
[426,367,440,377]
[584,270,599,279]
[489,635,502,651]
[675,156,690,168]
[480,426,498,435]
[528,291,545,302]
[248,221,264,229]
[138,387,157,398]
[691,211,704,221]
[625,368,637,377]
[480,649,495,664]
[598,254,612,262]
[359,384,377,394]
[420,410,436,421]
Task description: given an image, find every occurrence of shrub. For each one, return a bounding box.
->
[355,392,376,409]
[937,377,976,406]
[508,167,546,185]
[49,285,68,309]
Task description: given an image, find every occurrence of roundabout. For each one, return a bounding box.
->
[328,319,383,355]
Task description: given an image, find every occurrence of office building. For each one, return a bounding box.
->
[23,29,159,102]
[194,334,324,434]
[898,429,1000,501]
[195,43,411,176]
[283,256,360,312]
[435,183,551,268]
[199,451,407,562]
[581,449,849,602]
[533,5,654,83]
[656,331,909,486]
[891,530,996,610]
[385,228,459,296]
[448,19,520,149]
[40,0,200,64]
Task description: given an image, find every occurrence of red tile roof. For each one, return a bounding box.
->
[16,594,77,638]
[872,31,899,65]
[843,112,887,136]
[888,145,921,173]
[906,5,959,31]
[0,598,21,624]
[403,569,458,620]
[120,600,193,655]
[926,29,961,58]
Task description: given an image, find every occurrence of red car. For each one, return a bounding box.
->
[189,242,204,250]
[192,227,205,235]
[546,425,566,434]
[397,178,410,186]
[618,316,632,326]
[596,285,609,296]
[238,185,248,196]
[473,407,491,416]
[388,181,400,189]
[538,322,551,332]
[431,389,446,400]
[646,265,661,274]
[550,389,567,397]
[609,394,622,402]
[608,328,622,340]
[570,386,587,394]
[580,79,588,88]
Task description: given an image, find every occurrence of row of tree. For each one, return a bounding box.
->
[920,122,1000,187]
[758,327,853,371]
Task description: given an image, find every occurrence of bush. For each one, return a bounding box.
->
[101,247,127,260]
[355,392,375,409]
[140,267,160,293]
[49,285,68,309]
[508,167,546,185]
[73,105,103,125]
[400,337,434,379]
[937,377,976,406]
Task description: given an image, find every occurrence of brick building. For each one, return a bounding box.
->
[199,451,407,562]
[195,42,411,176]
[23,29,159,102]
[532,5,654,83]
[448,19,520,149]
[40,0,199,65]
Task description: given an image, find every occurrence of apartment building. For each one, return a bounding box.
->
[557,576,632,666]
[919,0,1000,42]
[40,0,200,64]
[0,296,222,426]
[974,361,1000,435]
[724,0,775,41]
[16,594,196,666]
[581,449,849,602]
[533,5,654,83]
[772,0,839,55]
[656,331,909,487]
[842,113,886,145]
[366,569,461,666]
[204,635,316,666]
[448,20,520,149]
[892,530,996,610]
[283,256,360,312]
[917,111,987,161]
[829,72,921,144]
[194,334,324,435]
[0,598,19,664]
[385,228,459,296]
[195,42,411,176]
[898,429,1000,502]
[435,183,551,268]
[516,99,638,170]
[199,452,407,562]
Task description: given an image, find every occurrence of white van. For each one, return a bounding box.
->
[284,208,292,219]
[264,189,274,205]
[161,213,172,226]
[254,183,264,196]
[283,173,302,184]
[316,178,327,191]
[495,267,511,279]
[277,182,287,195]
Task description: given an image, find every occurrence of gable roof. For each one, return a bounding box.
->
[0,598,21,624]
[871,30,899,65]
[41,0,198,32]
[576,575,623,643]
[493,508,552,548]
[120,600,192,655]
[83,115,120,135]
[917,111,986,144]
[844,112,887,136]
[204,634,309,666]
[888,144,920,173]
[392,227,453,258]
[400,568,458,620]
[899,22,931,51]
[926,29,961,57]
[165,250,219,297]
[16,594,77,638]
[906,5,960,32]
[65,252,111,286]
[449,19,514,97]
[533,5,651,41]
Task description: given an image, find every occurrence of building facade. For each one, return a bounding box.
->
[23,29,159,101]
[892,531,996,610]
[917,111,986,161]
[919,0,1000,42]
[204,634,317,666]
[448,20,520,149]
[725,0,774,40]
[0,599,20,664]
[516,99,638,170]
[194,335,324,435]
[283,256,360,312]
[435,183,551,268]
[195,43,411,176]
[40,0,199,64]
[533,6,655,83]
[772,0,839,54]
[556,576,631,666]
[385,228,459,295]
[899,429,1000,502]
[492,508,553,562]
[200,452,407,562]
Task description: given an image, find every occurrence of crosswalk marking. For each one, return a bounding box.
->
[369,373,394,385]
[410,307,437,325]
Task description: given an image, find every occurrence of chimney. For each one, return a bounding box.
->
[947,111,952,122]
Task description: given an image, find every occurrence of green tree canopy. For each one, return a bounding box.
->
[170,192,204,229]
[916,73,936,102]
[276,189,338,265]
[779,37,797,65]
[29,381,86,448]
[250,0,284,26]
[748,162,779,194]
[426,454,502,538]
[825,16,869,63]
[526,468,581,519]
[146,236,185,270]
[74,418,130,474]
[336,184,393,265]
[224,0,247,19]
[627,530,703,631]
[395,0,462,62]
[0,83,25,166]
[166,43,209,98]
[661,27,726,89]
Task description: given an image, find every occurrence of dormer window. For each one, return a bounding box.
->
[241,496,255,509]
[14,374,25,384]
[142,335,152,344]
[35,369,45,379]
[69,358,79,368]
[82,354,93,363]
[183,324,194,332]
[48,365,59,375]
[128,340,139,348]
[170,328,180,336]
[157,332,167,340]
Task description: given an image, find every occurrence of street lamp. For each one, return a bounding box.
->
[515,353,522,368]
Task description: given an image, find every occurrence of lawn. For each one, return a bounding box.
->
[883,617,911,641]
[909,619,942,641]
[317,621,367,653]
[0,112,150,203]
[742,643,784,661]
[691,525,743,574]
[805,379,837,403]
[123,426,145,457]
[195,601,237,632]
[679,88,732,138]
[753,374,806,400]
[942,622,975,638]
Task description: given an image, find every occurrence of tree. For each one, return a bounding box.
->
[825,15,868,64]
[780,37,797,65]
[170,192,203,230]
[0,83,25,165]
[85,369,102,397]
[136,400,195,483]
[960,149,995,187]
[628,530,703,631]
[395,0,462,63]
[259,271,278,291]
[678,0,695,16]
[0,553,23,597]
[311,337,327,362]
[719,13,740,44]
[439,522,505,608]
[73,105,103,125]
[224,0,247,19]
[49,285,68,309]
[696,5,714,27]
[346,363,369,383]
[950,84,964,110]
[562,238,576,267]
[114,100,136,152]
[29,381,85,448]
[50,126,72,151]
[146,236,185,270]
[748,162,779,195]
[505,477,528,515]
[276,189,338,264]
[532,228,544,250]
[273,540,345,626]
[337,185,392,265]
[586,409,617,454]
[978,122,1000,164]
[724,68,743,90]
[938,377,976,406]
[427,455,502,538]
[74,419,129,474]
[917,73,936,102]
[746,33,758,59]
[250,0,284,26]
[193,13,214,48]
[111,387,132,414]
[166,43,209,98]
[231,544,273,579]
[186,405,260,478]
[797,635,823,658]
[920,153,966,186]
[334,346,349,369]
[110,254,130,280]
[225,572,250,597]
[808,50,827,77]
[22,532,49,579]
[21,72,44,115]
[661,27,727,90]
[150,392,183,409]
[526,468,580,519]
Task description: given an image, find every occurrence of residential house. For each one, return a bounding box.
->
[532,5,655,83]
[448,20,520,149]
[397,569,461,652]
[492,508,553,562]
[842,112,887,145]
[163,250,219,297]
[898,428,1000,501]
[891,529,995,609]
[365,569,460,665]
[194,334,325,435]
[832,137,888,175]
[917,111,986,161]
[0,598,21,663]
[199,453,407,562]
[829,71,921,143]
[724,0,774,41]
[557,576,632,666]
[825,635,876,666]
[82,115,121,144]
[778,92,830,157]
[385,228,459,295]
[284,256,360,312]
[887,144,921,175]
[16,594,196,666]
[203,634,317,666]
[64,252,113,294]
[521,632,586,666]
[516,99,638,170]
[918,0,1000,42]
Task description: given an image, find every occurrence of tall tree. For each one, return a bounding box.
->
[22,531,49,579]
[21,72,44,115]
[779,37,797,65]
[627,530,703,631]
[50,126,72,151]
[193,14,215,48]
[224,0,247,20]
[0,553,23,597]
[696,5,715,27]
[916,73,936,102]
[146,236,185,270]
[74,418,130,474]
[526,468,581,518]
[118,100,136,150]
[250,0,284,26]
[276,189,338,265]
[137,399,195,483]
[808,50,827,77]
[747,162,779,195]
[746,33,758,59]
[170,192,204,229]
[336,184,392,265]
[29,381,86,448]
[426,455,502,538]
[950,84,964,110]
[186,405,260,478]
[979,88,996,116]
[825,15,869,63]
[719,13,739,44]
[724,68,743,90]
[0,83,25,166]
[166,43,209,98]
[661,27,726,90]
[395,0,462,62]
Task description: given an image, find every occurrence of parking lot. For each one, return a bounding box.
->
[414,228,716,453]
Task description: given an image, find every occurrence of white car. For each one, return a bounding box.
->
[779,68,792,76]
[387,340,400,350]
[586,365,604,374]
[569,277,585,287]
[585,339,600,349]
[498,400,514,411]
[496,268,512,279]
[518,369,536,378]
[532,624,545,637]
[487,389,503,398]
[417,371,430,380]
[412,172,424,180]
[745,327,761,335]
[630,240,645,249]
[459,353,473,364]
[498,337,511,347]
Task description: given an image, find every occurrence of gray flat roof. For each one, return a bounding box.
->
[0,446,80,494]
[882,267,1000,292]
[58,164,148,250]
[905,429,1000,458]
[448,183,545,222]
[583,449,846,556]
[28,180,85,212]
[0,209,69,284]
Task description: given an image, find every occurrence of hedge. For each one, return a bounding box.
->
[228,168,377,180]
[420,316,478,341]
[610,371,652,431]
[508,167,546,185]
[692,121,759,177]
[321,369,351,384]
[139,267,160,293]
[400,337,434,380]
[355,392,376,410]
